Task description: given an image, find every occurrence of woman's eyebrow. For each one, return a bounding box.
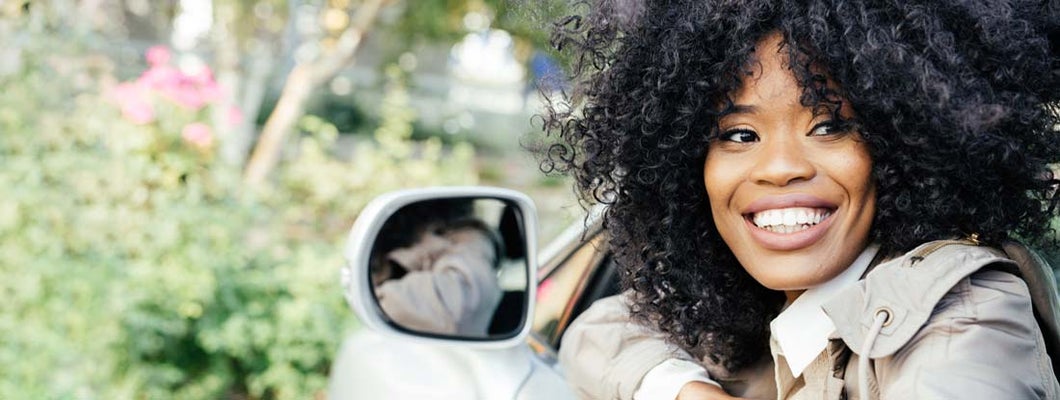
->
[720,104,758,117]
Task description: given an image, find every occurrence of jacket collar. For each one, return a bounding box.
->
[769,244,880,377]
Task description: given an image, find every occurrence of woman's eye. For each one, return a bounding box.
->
[720,129,759,143]
[809,121,852,137]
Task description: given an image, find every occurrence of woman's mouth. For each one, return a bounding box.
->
[740,197,838,251]
[740,194,839,250]
[750,207,832,234]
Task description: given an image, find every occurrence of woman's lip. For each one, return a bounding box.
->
[743,211,836,251]
[742,194,837,215]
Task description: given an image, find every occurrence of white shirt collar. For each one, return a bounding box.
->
[769,243,880,378]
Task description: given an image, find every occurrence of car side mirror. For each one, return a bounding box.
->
[342,187,537,346]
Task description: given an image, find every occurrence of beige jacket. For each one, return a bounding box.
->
[375,227,502,337]
[559,241,1060,399]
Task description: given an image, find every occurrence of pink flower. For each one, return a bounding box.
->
[139,64,181,90]
[181,123,214,148]
[167,85,210,110]
[138,65,220,110]
[108,82,155,124]
[122,101,156,125]
[189,68,222,104]
[226,106,244,127]
[146,46,172,67]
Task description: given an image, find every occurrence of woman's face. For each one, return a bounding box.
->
[703,33,876,296]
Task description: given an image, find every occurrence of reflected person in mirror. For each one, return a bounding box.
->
[370,199,504,337]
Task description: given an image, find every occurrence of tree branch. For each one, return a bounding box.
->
[243,0,391,186]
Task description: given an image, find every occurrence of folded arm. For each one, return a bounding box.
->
[558,293,732,400]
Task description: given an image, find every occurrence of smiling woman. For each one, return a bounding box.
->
[543,0,1060,399]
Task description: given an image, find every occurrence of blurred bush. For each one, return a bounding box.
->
[0,38,476,399]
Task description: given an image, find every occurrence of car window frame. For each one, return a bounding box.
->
[529,217,611,350]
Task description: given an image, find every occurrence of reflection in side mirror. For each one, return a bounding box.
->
[365,197,529,340]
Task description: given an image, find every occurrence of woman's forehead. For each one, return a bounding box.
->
[720,33,851,117]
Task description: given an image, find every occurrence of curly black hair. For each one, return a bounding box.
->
[540,0,1060,371]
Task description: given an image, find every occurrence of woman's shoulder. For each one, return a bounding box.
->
[823,241,1018,358]
[868,258,1060,399]
[829,243,1059,397]
[893,242,1045,323]
[933,267,1030,320]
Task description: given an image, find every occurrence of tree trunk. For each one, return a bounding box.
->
[243,65,314,184]
[242,0,390,186]
[231,49,272,163]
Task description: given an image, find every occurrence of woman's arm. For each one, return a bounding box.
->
[558,293,731,400]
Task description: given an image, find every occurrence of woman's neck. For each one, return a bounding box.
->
[784,289,805,304]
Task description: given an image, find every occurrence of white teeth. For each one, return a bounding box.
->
[782,209,797,226]
[751,207,831,234]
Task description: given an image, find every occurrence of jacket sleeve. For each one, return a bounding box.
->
[558,293,718,400]
[376,228,499,335]
[876,269,1060,399]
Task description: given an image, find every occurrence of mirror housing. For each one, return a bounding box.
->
[342,187,538,348]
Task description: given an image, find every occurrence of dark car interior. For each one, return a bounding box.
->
[488,202,530,336]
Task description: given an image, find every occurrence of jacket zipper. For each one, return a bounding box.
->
[907,234,980,265]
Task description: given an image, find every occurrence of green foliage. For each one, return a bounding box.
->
[392,0,569,51]
[279,66,477,229]
[0,38,476,400]
[490,0,571,50]
[215,0,289,40]
[393,0,469,43]
[309,94,372,134]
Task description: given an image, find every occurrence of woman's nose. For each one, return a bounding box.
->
[748,135,816,186]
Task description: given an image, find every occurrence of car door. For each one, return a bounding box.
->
[524,215,619,368]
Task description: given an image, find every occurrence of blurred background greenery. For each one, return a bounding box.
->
[0,0,579,398]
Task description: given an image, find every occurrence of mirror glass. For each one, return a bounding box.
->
[368,197,529,339]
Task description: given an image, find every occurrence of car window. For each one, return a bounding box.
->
[531,233,608,347]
